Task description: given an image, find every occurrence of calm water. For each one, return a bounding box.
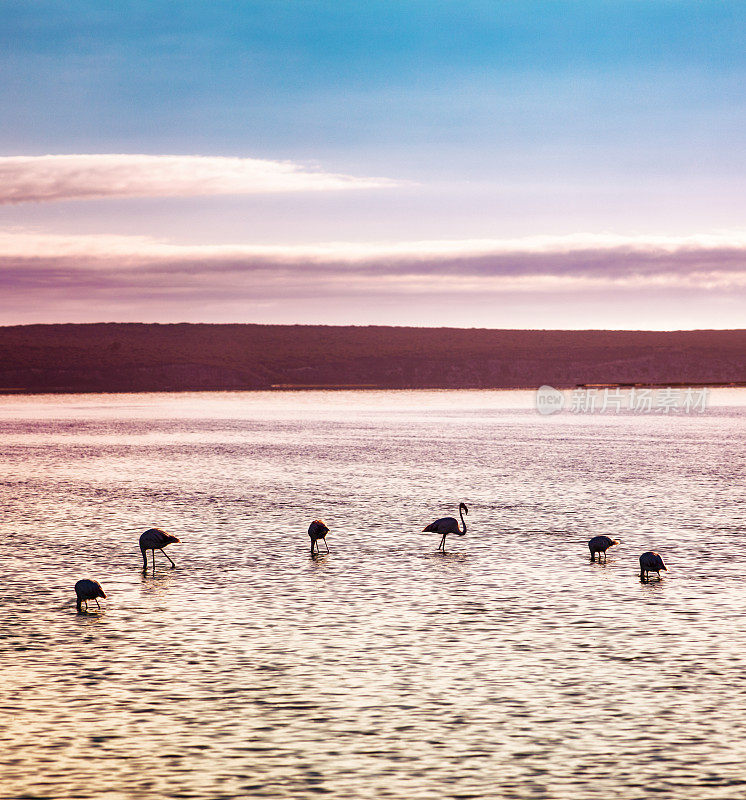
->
[2,389,746,800]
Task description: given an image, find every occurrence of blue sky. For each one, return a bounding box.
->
[1,1,745,327]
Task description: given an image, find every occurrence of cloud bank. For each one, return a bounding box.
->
[1,230,745,327]
[0,154,397,204]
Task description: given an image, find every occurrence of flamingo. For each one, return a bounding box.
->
[588,535,619,561]
[75,579,106,612]
[639,551,667,581]
[140,528,180,572]
[423,502,468,551]
[308,520,329,555]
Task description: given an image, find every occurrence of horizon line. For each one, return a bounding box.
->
[1,321,745,334]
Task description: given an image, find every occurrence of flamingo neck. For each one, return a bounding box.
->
[459,506,467,534]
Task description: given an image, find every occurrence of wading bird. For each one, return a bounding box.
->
[588,535,619,561]
[639,551,667,581]
[75,579,106,612]
[308,520,329,555]
[423,502,468,551]
[140,528,180,572]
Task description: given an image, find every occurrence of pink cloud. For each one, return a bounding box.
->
[0,154,398,204]
[1,231,745,327]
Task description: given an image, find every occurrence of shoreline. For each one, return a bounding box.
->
[2,381,746,397]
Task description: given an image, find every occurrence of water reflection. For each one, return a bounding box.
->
[1,390,746,800]
[424,550,470,563]
[75,608,107,626]
[139,571,175,599]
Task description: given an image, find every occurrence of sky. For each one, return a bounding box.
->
[1,0,745,329]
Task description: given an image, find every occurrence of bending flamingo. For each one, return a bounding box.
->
[639,551,667,582]
[588,535,619,562]
[75,579,106,612]
[308,520,330,555]
[140,528,180,572]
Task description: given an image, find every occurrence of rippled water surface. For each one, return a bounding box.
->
[2,389,746,799]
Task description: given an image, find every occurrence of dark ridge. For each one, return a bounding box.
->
[0,323,744,393]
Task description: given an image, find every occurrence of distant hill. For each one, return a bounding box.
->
[0,323,744,393]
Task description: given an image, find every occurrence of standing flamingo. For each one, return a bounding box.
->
[639,551,667,581]
[75,579,106,612]
[588,535,619,561]
[140,528,180,572]
[308,520,330,555]
[423,502,468,551]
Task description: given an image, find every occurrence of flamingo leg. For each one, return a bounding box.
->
[95,598,100,609]
[439,534,446,551]
[163,549,176,568]
[323,539,329,553]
